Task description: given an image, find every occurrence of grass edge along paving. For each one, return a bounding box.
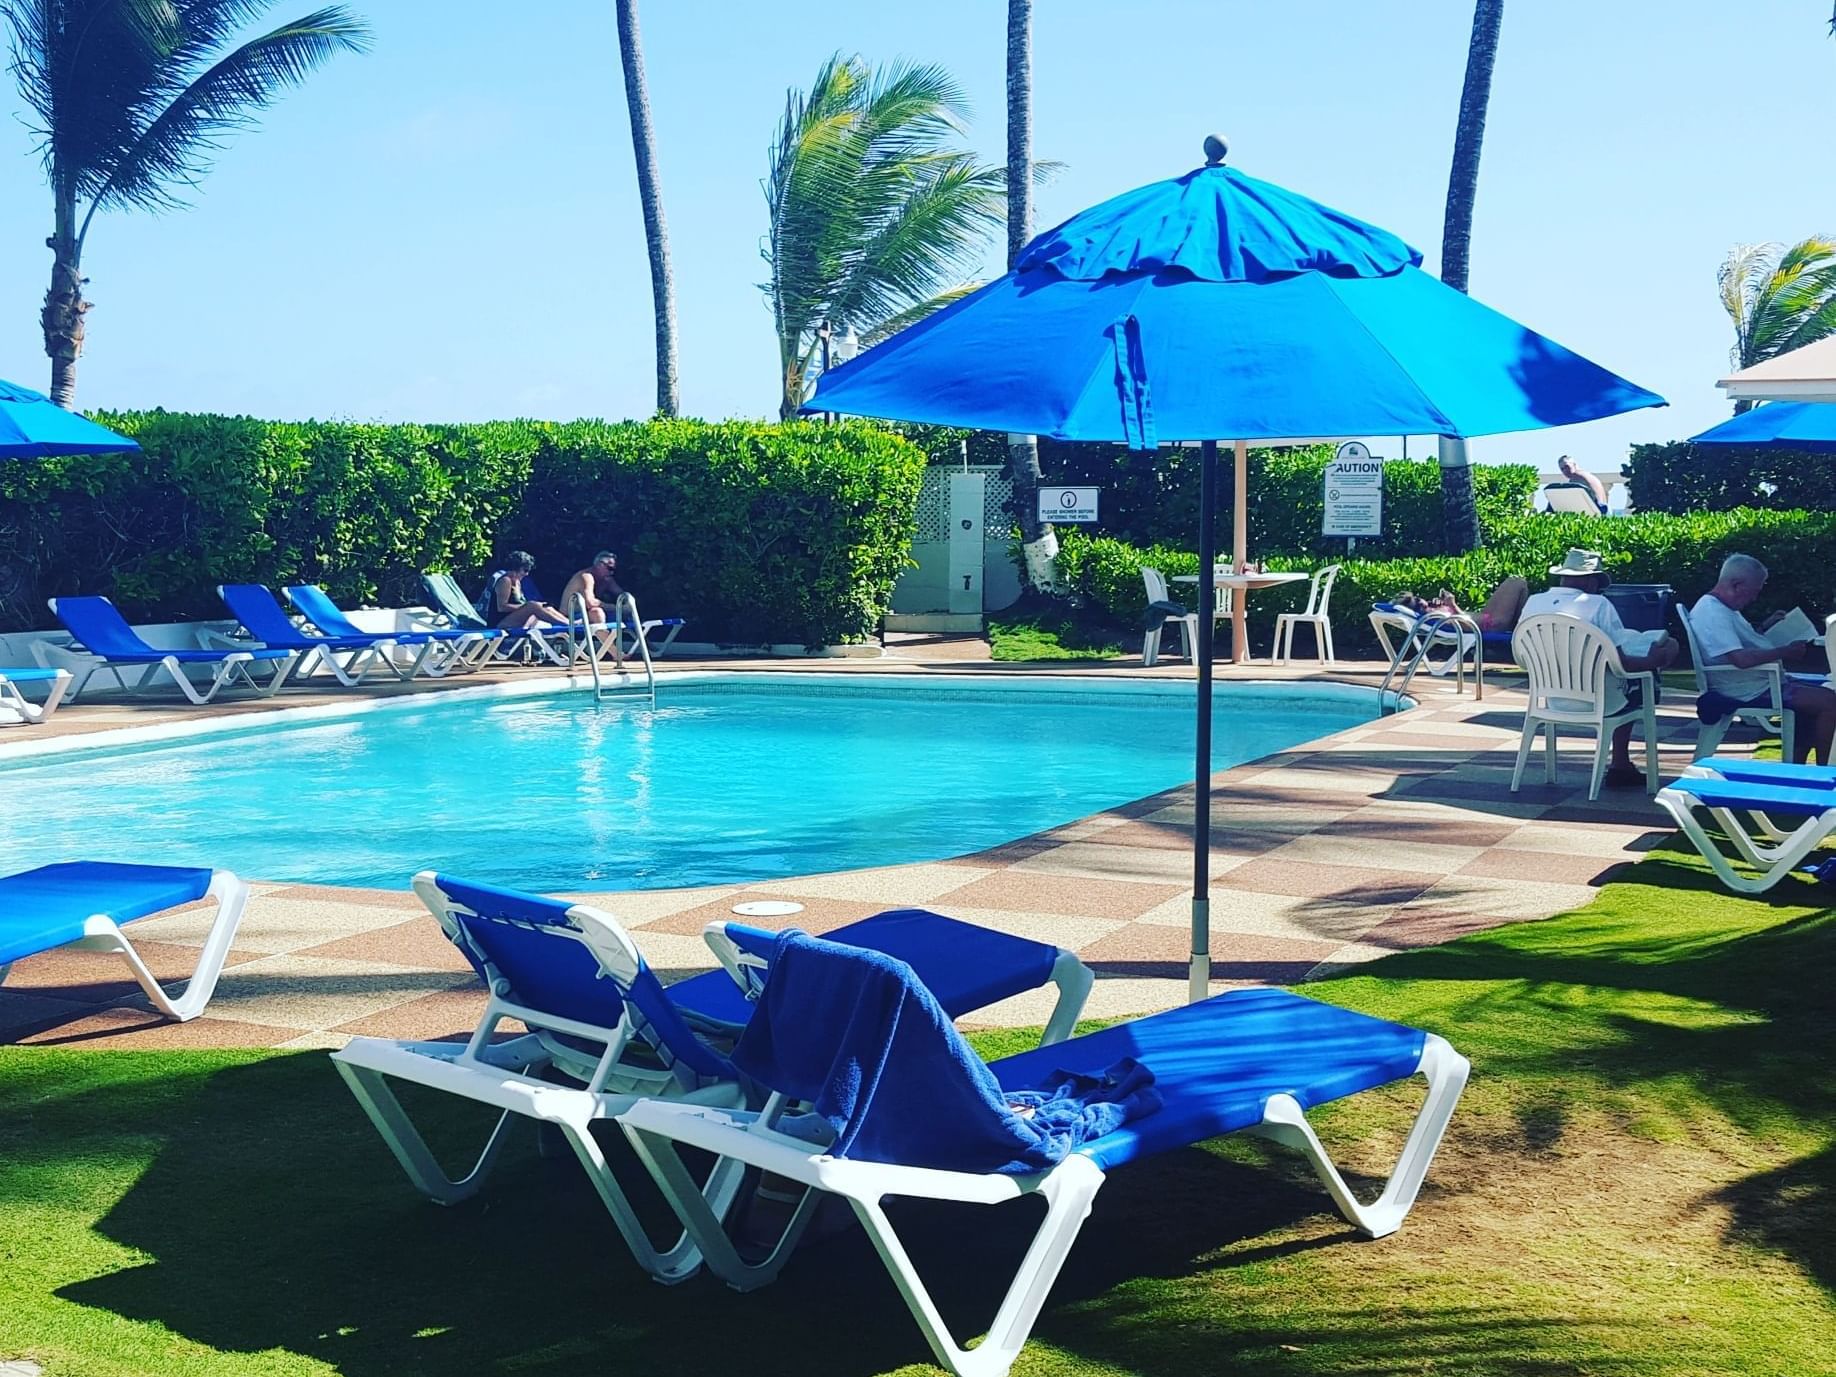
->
[1,842,1832,1377]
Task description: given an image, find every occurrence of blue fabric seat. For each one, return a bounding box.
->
[0,861,249,1020]
[1656,774,1836,894]
[0,666,67,684]
[219,583,388,653]
[285,583,482,648]
[617,935,1468,1377]
[992,986,1426,1172]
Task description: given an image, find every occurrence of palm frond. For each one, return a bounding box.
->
[1719,237,1836,370]
[86,6,370,218]
[763,50,1005,410]
[857,283,980,348]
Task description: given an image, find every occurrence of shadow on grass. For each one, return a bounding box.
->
[29,1051,1472,1377]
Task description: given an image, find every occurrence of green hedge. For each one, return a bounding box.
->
[886,426,1538,556]
[0,414,926,647]
[500,420,926,647]
[1057,508,1836,657]
[1628,439,1836,514]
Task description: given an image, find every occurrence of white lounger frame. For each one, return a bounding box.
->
[0,667,71,726]
[332,876,795,1282]
[0,869,250,1022]
[37,639,297,704]
[620,1034,1469,1377]
[1655,777,1836,894]
[333,875,1095,1286]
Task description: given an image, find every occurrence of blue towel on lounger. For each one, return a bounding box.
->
[730,930,1159,1175]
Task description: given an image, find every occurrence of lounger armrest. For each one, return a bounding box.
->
[199,628,260,652]
[618,1100,1033,1205]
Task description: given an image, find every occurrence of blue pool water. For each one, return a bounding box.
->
[0,676,1378,890]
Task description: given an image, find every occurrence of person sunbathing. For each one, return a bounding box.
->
[1390,575,1528,633]
[479,551,571,630]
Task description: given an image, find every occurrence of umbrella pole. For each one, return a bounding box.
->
[1190,438,1218,1004]
[1232,438,1249,661]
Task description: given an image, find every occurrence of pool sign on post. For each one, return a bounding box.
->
[1322,441,1383,547]
[1038,486,1100,523]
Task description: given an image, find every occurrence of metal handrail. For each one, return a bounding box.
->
[1377,610,1484,707]
[567,592,605,701]
[615,591,657,707]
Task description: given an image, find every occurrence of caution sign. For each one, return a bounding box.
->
[1039,486,1100,524]
[1322,441,1383,537]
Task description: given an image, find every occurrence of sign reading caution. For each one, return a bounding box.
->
[1322,441,1383,537]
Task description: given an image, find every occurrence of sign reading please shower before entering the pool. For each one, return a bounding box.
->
[1039,486,1100,523]
[1323,441,1383,537]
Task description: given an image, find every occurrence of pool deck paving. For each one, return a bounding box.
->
[0,643,1710,1048]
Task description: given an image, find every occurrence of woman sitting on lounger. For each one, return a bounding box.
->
[479,551,571,630]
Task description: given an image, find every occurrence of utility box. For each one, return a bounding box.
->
[947,473,985,615]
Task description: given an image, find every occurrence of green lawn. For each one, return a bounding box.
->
[2,843,1832,1376]
[985,612,1123,662]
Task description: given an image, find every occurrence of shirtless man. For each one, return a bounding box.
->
[559,551,624,627]
[1556,455,1611,513]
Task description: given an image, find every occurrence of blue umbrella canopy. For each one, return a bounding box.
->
[0,378,140,458]
[807,162,1664,444]
[804,151,1664,1005]
[1688,400,1836,453]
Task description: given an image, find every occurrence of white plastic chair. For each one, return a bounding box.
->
[1141,567,1199,667]
[1510,614,1658,801]
[1274,564,1341,665]
[1675,603,1793,763]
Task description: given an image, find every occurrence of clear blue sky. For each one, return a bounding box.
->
[2,0,1832,471]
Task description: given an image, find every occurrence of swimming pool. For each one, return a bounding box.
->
[0,674,1381,891]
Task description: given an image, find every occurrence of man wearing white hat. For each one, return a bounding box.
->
[1520,548,1679,787]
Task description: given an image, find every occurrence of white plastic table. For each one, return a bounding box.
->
[1175,570,1309,663]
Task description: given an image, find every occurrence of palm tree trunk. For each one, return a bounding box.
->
[1435,0,1503,554]
[614,0,679,418]
[42,184,88,410]
[1004,0,1055,588]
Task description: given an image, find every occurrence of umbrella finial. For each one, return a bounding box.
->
[1202,133,1229,166]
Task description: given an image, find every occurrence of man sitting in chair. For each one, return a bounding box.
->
[1690,552,1836,765]
[560,550,625,628]
[1521,547,1678,788]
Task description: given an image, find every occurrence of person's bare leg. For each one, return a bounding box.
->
[1611,721,1636,771]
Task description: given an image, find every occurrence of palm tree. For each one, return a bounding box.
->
[1435,0,1503,553]
[763,54,1006,420]
[613,0,677,417]
[1,1,369,408]
[1718,238,1836,413]
[1004,0,1055,590]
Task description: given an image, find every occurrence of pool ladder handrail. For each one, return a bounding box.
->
[1376,609,1484,710]
[567,590,656,707]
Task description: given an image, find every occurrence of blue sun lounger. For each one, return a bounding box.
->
[217,583,409,687]
[50,595,297,704]
[331,873,1093,1284]
[1656,773,1836,894]
[619,933,1468,1377]
[0,665,72,725]
[0,862,250,1021]
[419,572,571,666]
[284,583,500,674]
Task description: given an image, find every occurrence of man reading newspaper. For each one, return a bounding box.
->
[1690,553,1836,765]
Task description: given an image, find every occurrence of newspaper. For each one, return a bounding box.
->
[1762,607,1820,650]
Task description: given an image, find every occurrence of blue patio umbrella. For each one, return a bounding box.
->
[0,378,140,458]
[1688,400,1836,453]
[807,144,1666,1001]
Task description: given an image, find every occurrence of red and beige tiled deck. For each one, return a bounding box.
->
[0,654,1695,1050]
